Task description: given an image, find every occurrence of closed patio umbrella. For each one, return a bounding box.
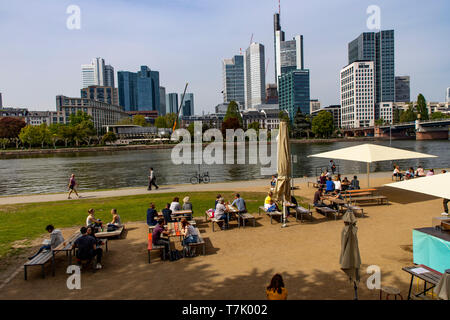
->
[340,210,361,300]
[435,270,450,300]
[274,121,291,228]
[308,143,437,187]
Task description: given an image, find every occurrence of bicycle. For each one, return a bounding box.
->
[190,171,210,184]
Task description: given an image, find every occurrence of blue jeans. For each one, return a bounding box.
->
[182,235,198,246]
[29,245,51,259]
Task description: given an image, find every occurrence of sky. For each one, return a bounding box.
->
[0,0,449,114]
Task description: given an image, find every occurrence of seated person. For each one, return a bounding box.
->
[147,203,158,226]
[349,176,360,190]
[169,197,181,212]
[28,224,64,260]
[427,168,435,176]
[214,194,222,209]
[405,167,415,180]
[325,177,335,194]
[231,193,247,213]
[328,190,343,211]
[270,175,277,188]
[264,191,273,209]
[415,166,426,177]
[393,166,403,180]
[266,199,280,212]
[266,274,287,300]
[74,226,103,269]
[182,196,193,220]
[333,176,342,192]
[313,187,326,207]
[341,177,350,191]
[162,203,174,224]
[107,208,121,229]
[181,218,199,248]
[86,208,102,231]
[152,219,170,258]
[215,198,229,229]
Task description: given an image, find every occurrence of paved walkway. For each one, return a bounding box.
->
[0,170,429,206]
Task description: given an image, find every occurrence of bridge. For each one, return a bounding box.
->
[342,119,450,140]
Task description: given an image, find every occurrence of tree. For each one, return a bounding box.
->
[0,117,27,139]
[221,117,241,135]
[155,116,168,128]
[101,131,117,145]
[37,123,51,148]
[393,108,401,124]
[0,138,9,149]
[116,117,132,125]
[399,104,417,123]
[416,94,429,121]
[431,111,450,120]
[132,115,147,127]
[292,110,311,138]
[19,125,41,148]
[248,121,260,132]
[224,101,242,126]
[69,111,93,126]
[375,118,385,126]
[311,110,334,138]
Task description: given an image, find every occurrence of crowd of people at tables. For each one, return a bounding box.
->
[392,165,443,180]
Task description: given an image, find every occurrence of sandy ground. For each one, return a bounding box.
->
[0,174,447,300]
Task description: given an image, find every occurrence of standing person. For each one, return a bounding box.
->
[148,168,159,190]
[266,274,287,300]
[329,160,337,174]
[68,174,79,199]
[28,225,64,260]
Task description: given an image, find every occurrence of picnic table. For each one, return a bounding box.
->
[402,265,443,300]
[227,205,256,228]
[94,226,124,239]
[52,231,82,265]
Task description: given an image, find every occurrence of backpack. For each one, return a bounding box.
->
[169,249,183,261]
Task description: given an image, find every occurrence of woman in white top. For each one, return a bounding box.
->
[333,176,342,191]
[181,219,198,247]
[169,197,181,212]
[86,208,102,227]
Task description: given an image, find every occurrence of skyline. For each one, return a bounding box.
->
[0,0,449,113]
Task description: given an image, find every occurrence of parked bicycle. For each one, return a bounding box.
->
[190,171,210,184]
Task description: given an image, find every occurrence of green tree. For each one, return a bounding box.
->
[155,116,168,128]
[132,115,147,127]
[224,101,242,126]
[248,121,260,132]
[393,108,401,124]
[221,117,241,135]
[69,111,93,126]
[416,94,429,120]
[311,110,334,138]
[431,111,450,120]
[116,117,133,125]
[101,131,117,145]
[292,110,311,138]
[0,117,27,139]
[19,125,41,148]
[0,138,9,149]
[399,104,417,123]
[187,122,195,136]
[37,124,51,148]
[166,113,180,130]
[375,118,385,126]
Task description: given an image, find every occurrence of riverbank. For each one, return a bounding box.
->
[0,136,410,157]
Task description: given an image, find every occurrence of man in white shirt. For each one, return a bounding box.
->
[148,167,159,190]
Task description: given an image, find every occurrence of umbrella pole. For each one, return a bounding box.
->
[353,281,358,300]
[367,163,370,188]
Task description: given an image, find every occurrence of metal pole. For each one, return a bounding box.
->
[389,125,392,146]
[367,162,370,188]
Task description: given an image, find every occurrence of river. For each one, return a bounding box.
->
[0,140,448,196]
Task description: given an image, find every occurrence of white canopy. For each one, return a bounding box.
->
[308,143,437,187]
[385,173,450,199]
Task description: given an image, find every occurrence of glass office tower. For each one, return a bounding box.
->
[278,69,310,120]
[223,55,245,108]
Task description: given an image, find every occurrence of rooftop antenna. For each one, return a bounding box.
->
[250,33,254,45]
[279,0,281,15]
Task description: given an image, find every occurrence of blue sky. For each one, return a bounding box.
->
[0,0,449,113]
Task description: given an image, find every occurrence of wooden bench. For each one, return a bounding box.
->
[343,192,373,198]
[343,203,365,218]
[236,212,256,228]
[24,250,55,280]
[351,195,389,205]
[53,231,83,265]
[258,206,282,224]
[95,226,124,239]
[293,205,314,222]
[147,233,166,263]
[315,206,339,220]
[186,230,206,256]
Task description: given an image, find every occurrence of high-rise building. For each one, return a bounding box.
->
[180,93,194,117]
[265,84,278,104]
[245,42,266,108]
[278,69,310,119]
[166,93,179,114]
[395,76,410,102]
[348,30,395,104]
[222,55,245,108]
[118,66,160,112]
[104,65,115,88]
[0,92,2,108]
[81,57,106,88]
[81,86,119,106]
[340,61,375,128]
[310,99,321,114]
[159,87,166,115]
[274,13,304,86]
[446,87,450,103]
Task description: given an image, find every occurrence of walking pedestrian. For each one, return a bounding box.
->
[68,174,80,199]
[148,167,159,190]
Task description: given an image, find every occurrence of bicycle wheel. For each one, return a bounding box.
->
[190,176,199,184]
[202,175,210,183]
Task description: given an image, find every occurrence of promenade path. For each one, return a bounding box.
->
[0,171,400,206]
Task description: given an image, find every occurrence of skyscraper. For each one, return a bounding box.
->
[159,86,166,115]
[447,87,450,103]
[340,61,375,128]
[245,42,266,108]
[104,65,115,88]
[278,69,310,119]
[118,66,160,112]
[166,93,179,114]
[81,57,106,88]
[395,76,410,102]
[0,92,2,108]
[348,30,395,103]
[180,93,194,116]
[222,55,245,108]
[274,13,304,86]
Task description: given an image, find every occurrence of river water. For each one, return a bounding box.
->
[0,140,448,196]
